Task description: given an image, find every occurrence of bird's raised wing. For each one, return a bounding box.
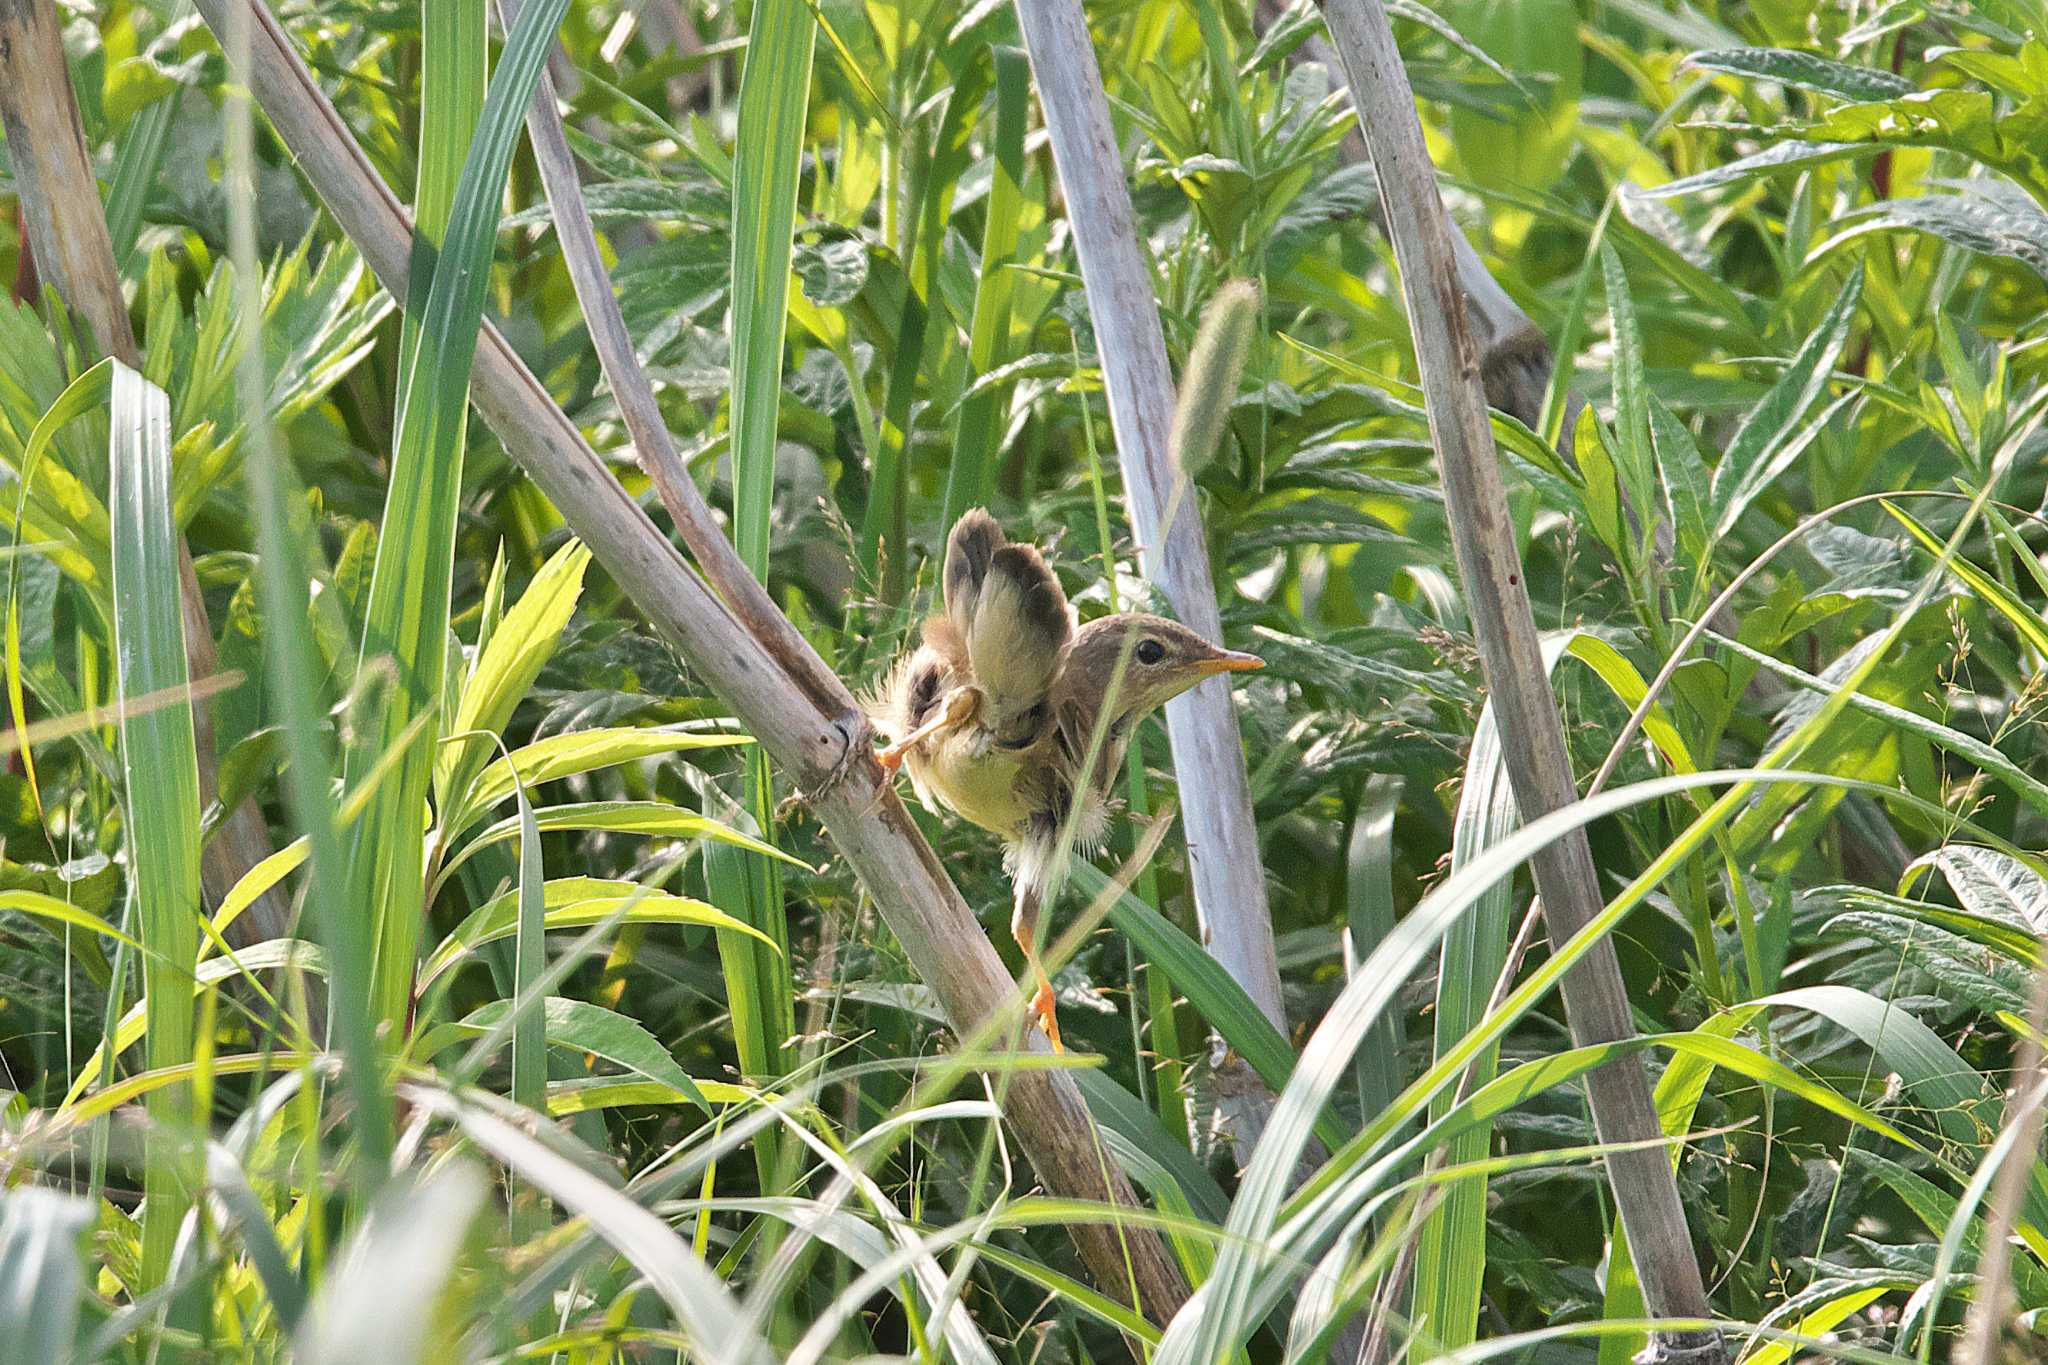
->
[943,508,1071,739]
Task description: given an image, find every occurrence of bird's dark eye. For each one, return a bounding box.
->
[1135,638,1165,665]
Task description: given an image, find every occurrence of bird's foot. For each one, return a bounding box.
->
[1031,979,1063,1053]
[875,740,910,775]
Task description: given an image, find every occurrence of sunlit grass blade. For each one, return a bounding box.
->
[421,1087,775,1363]
[721,0,814,1200]
[433,800,805,897]
[432,539,589,817]
[417,877,774,992]
[107,361,203,1288]
[293,1164,488,1364]
[0,1188,93,1358]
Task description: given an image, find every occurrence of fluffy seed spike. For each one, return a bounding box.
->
[1171,279,1261,482]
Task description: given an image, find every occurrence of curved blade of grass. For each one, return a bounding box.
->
[1411,639,1553,1353]
[1885,498,2048,656]
[59,938,325,1112]
[0,1188,93,1361]
[418,1087,775,1364]
[0,889,142,953]
[449,728,751,837]
[418,876,774,989]
[344,0,575,1028]
[435,800,804,896]
[1072,861,1349,1156]
[548,1076,759,1117]
[108,360,203,1288]
[430,996,710,1115]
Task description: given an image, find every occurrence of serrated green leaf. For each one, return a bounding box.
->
[434,539,591,813]
[1685,47,1915,102]
[442,996,709,1114]
[451,728,752,837]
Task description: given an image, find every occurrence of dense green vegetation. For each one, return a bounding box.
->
[1,0,2047,1359]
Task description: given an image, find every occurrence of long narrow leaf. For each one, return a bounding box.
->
[341,0,579,1028]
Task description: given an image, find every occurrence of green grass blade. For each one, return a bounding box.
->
[510,772,545,1116]
[449,728,750,838]
[344,0,575,1029]
[721,0,813,1199]
[437,996,710,1115]
[107,361,202,1287]
[221,11,393,1187]
[396,0,486,394]
[105,90,180,270]
[728,0,814,580]
[942,46,1030,528]
[1410,648,1551,1352]
[418,877,774,991]
[434,800,804,897]
[1073,861,1347,1157]
[1344,775,1404,1128]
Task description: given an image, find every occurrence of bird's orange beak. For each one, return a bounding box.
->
[1197,649,1264,676]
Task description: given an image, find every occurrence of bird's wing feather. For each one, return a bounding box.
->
[943,507,1005,638]
[965,542,1070,734]
[941,509,1071,737]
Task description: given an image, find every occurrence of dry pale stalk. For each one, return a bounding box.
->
[1312,0,1724,1358]
[1956,953,2048,1365]
[1011,0,1289,1162]
[194,0,1188,1324]
[0,0,290,945]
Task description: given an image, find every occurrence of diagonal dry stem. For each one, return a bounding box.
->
[194,0,1189,1325]
[1311,0,1725,1359]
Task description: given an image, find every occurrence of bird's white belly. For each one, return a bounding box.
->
[909,729,1036,839]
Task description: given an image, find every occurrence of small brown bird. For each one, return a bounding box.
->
[869,508,1262,1049]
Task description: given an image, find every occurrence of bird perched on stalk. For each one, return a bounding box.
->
[869,508,1262,1050]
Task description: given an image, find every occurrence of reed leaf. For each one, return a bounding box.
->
[718,0,813,1195]
[342,0,575,1028]
[107,362,202,1287]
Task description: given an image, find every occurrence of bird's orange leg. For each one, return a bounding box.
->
[877,686,979,774]
[1012,922,1063,1053]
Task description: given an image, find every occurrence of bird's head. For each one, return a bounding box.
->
[1065,613,1262,730]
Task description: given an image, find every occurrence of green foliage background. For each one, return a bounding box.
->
[1,0,2047,1359]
